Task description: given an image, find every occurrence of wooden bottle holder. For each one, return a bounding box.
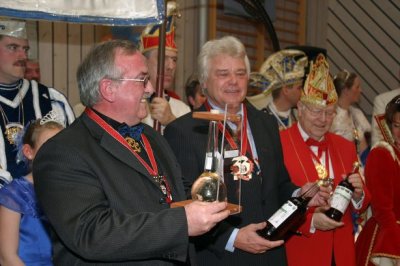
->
[171,111,242,215]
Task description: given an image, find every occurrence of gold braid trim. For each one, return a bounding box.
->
[367,221,400,265]
[374,114,394,144]
[364,223,379,266]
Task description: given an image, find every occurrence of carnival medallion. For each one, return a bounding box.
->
[231,155,254,181]
[125,137,141,152]
[4,123,24,145]
[315,163,328,180]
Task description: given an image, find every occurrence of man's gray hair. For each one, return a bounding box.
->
[197,36,250,85]
[77,40,138,107]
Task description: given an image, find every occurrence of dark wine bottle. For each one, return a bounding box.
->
[258,182,320,241]
[325,162,360,222]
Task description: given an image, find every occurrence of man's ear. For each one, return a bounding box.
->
[297,101,305,116]
[99,79,116,103]
[282,85,292,96]
[188,96,195,107]
[22,144,34,161]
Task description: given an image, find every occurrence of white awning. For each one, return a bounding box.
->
[0,0,164,25]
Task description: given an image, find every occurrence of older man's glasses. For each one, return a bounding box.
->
[303,104,336,118]
[114,75,150,88]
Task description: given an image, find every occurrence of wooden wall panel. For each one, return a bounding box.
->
[38,21,53,87]
[26,21,38,60]
[326,0,400,117]
[53,23,68,96]
[211,0,305,72]
[67,24,82,105]
[82,25,96,61]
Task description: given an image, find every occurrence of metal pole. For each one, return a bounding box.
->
[153,0,168,132]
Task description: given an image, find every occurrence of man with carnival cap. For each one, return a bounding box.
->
[279,54,371,266]
[256,49,308,130]
[140,4,190,132]
[0,18,74,187]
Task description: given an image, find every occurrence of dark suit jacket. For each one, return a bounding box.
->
[164,102,297,266]
[33,112,194,265]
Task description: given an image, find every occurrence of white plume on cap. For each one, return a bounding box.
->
[0,17,27,39]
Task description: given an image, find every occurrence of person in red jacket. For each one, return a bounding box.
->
[355,95,400,266]
[279,54,371,266]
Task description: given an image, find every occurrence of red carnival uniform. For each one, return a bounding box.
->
[280,124,371,266]
[356,143,400,265]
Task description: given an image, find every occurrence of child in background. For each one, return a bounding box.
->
[0,112,64,266]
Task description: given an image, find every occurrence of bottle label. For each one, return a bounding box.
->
[204,153,213,170]
[204,152,221,170]
[268,200,298,228]
[330,186,352,214]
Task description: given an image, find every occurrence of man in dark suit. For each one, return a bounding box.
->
[164,36,329,266]
[33,40,229,265]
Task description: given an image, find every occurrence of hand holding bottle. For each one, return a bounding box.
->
[234,223,284,254]
[325,162,361,221]
[258,181,321,240]
[300,182,332,207]
[312,206,344,231]
[346,173,364,201]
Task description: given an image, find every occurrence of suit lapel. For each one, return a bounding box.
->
[100,133,151,178]
[82,113,153,179]
[247,104,271,156]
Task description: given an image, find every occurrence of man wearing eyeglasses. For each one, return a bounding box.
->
[279,54,371,266]
[33,40,230,265]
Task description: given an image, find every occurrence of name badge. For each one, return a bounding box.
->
[224,149,239,158]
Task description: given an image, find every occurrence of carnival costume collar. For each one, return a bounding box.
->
[0,79,29,108]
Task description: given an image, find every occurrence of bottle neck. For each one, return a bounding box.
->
[204,120,220,172]
[340,162,360,190]
[299,182,320,201]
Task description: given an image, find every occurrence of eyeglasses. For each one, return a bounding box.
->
[114,75,150,88]
[303,104,336,119]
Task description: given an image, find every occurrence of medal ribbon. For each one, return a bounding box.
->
[306,138,330,178]
[204,101,252,158]
[85,108,172,203]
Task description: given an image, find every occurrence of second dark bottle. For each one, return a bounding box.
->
[325,162,360,222]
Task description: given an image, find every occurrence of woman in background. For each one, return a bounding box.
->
[0,113,64,266]
[331,70,371,165]
[355,95,400,266]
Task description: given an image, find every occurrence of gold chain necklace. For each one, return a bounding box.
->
[0,86,25,145]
